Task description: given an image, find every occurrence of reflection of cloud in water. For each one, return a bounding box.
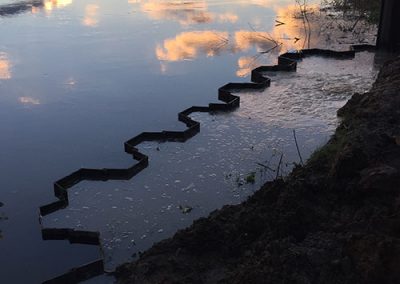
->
[218,12,238,23]
[234,30,278,51]
[233,31,281,77]
[156,30,280,62]
[271,4,319,50]
[19,97,41,105]
[0,52,11,80]
[156,31,229,61]
[236,56,260,77]
[65,77,77,86]
[142,0,210,25]
[82,4,99,27]
[43,0,72,11]
[155,3,327,76]
[135,0,237,26]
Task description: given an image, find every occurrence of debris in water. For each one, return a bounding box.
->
[181,183,195,192]
[178,205,193,214]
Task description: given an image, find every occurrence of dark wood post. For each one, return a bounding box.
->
[377,0,400,51]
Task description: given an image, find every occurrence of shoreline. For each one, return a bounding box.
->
[115,56,400,283]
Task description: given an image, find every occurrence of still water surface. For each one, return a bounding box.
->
[0,0,379,282]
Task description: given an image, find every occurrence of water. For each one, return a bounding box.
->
[0,0,380,282]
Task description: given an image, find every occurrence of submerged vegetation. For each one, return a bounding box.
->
[245,172,256,184]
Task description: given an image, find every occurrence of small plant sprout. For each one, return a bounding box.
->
[245,172,256,184]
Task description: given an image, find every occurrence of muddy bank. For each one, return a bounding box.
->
[115,56,400,284]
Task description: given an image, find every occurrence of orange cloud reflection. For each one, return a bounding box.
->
[236,56,260,77]
[44,0,72,11]
[142,1,209,23]
[0,53,11,80]
[156,31,229,61]
[156,29,281,62]
[270,4,320,50]
[234,30,278,52]
[82,4,99,27]
[155,2,324,62]
[156,2,326,78]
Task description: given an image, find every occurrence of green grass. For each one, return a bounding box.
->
[306,126,348,170]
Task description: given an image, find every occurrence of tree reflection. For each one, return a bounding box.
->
[0,0,72,17]
[0,0,43,17]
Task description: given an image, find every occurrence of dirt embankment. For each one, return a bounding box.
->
[115,56,400,284]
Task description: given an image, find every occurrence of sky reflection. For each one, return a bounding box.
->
[239,0,294,8]
[18,96,41,105]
